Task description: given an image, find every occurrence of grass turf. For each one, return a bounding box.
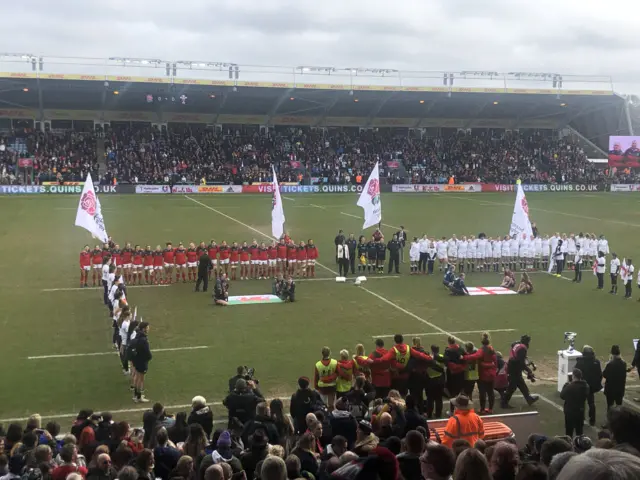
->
[2,192,640,434]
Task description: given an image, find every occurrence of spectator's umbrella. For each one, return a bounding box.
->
[75,173,109,243]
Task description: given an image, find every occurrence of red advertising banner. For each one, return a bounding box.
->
[18,158,33,168]
[386,161,400,168]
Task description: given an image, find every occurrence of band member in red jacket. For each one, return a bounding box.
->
[463,332,498,413]
[372,334,433,395]
[368,339,392,399]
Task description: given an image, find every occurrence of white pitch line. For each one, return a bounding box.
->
[340,212,403,230]
[297,275,399,282]
[42,285,170,292]
[310,203,326,210]
[27,346,209,360]
[282,196,295,201]
[372,329,516,339]
[184,195,566,413]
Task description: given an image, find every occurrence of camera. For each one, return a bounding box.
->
[564,332,577,352]
[243,366,258,384]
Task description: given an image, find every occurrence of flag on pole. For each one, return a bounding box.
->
[75,173,109,243]
[509,179,533,240]
[271,165,285,239]
[357,162,382,230]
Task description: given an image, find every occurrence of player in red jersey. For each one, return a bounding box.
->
[186,242,199,282]
[306,239,319,277]
[152,245,164,284]
[239,242,250,280]
[162,242,175,284]
[267,241,278,278]
[132,245,144,284]
[297,241,308,277]
[218,241,230,276]
[143,245,154,284]
[207,240,218,279]
[91,245,103,286]
[111,244,122,276]
[121,243,134,283]
[79,245,91,287]
[248,239,259,279]
[258,242,269,279]
[174,243,188,283]
[286,240,297,276]
[229,242,240,280]
[276,239,288,275]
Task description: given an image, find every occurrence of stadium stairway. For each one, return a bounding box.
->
[96,136,107,173]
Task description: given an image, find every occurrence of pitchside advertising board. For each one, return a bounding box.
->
[242,184,367,193]
[392,184,482,193]
[482,184,604,192]
[170,185,243,194]
[611,184,640,192]
[0,184,130,194]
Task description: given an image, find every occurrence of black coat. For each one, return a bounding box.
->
[575,354,603,393]
[241,415,280,446]
[197,254,212,274]
[403,409,428,436]
[290,388,325,434]
[328,410,358,448]
[292,448,319,478]
[223,389,265,424]
[187,406,214,440]
[560,380,590,414]
[603,357,627,396]
[397,452,421,480]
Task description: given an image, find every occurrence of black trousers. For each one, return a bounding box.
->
[426,381,444,418]
[556,259,565,275]
[103,280,109,305]
[339,258,349,276]
[350,253,356,274]
[195,271,209,291]
[478,380,496,411]
[574,262,582,282]
[503,372,532,405]
[606,391,623,409]
[625,281,632,297]
[388,255,400,274]
[611,273,618,292]
[447,372,465,398]
[427,260,435,274]
[587,391,596,425]
[463,379,476,400]
[564,411,584,437]
[419,253,428,272]
[597,272,604,289]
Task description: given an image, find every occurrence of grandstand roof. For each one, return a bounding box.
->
[0,58,632,150]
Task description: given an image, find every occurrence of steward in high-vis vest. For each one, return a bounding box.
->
[501,334,539,408]
[373,334,433,395]
[314,346,338,408]
[463,333,498,413]
[407,337,430,405]
[369,339,392,399]
[463,342,479,400]
[442,395,485,448]
[444,336,467,398]
[426,345,446,419]
[336,349,356,396]
[353,343,372,382]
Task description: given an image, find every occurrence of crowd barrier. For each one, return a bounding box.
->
[2,182,634,195]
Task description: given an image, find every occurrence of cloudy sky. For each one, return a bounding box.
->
[2,0,639,93]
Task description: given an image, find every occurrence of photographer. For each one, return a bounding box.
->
[280,276,296,302]
[213,274,229,306]
[501,335,539,408]
[223,378,265,427]
[229,366,247,393]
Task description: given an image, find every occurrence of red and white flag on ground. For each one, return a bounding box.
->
[620,258,628,280]
[75,173,109,243]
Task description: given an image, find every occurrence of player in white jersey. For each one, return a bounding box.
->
[492,237,502,272]
[483,237,492,272]
[566,234,576,270]
[589,234,599,267]
[610,252,621,295]
[533,235,542,270]
[541,235,550,271]
[509,235,519,271]
[457,236,468,272]
[526,235,535,270]
[501,235,511,270]
[436,237,448,271]
[477,236,486,272]
[467,236,477,272]
[409,237,421,274]
[448,235,458,267]
[598,235,610,257]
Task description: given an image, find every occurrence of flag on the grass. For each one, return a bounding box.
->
[271,165,285,239]
[509,179,533,240]
[357,162,382,229]
[75,173,109,243]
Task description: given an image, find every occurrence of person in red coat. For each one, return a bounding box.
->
[369,339,392,399]
[445,336,467,399]
[463,333,498,413]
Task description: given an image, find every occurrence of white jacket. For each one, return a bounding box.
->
[337,244,350,260]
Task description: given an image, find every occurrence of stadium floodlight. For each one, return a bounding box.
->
[443,73,454,86]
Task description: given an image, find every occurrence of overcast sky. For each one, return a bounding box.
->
[2,0,639,94]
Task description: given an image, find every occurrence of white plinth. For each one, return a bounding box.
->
[557,349,582,392]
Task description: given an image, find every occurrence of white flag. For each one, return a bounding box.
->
[357,162,382,229]
[509,181,533,240]
[271,166,285,239]
[75,173,109,243]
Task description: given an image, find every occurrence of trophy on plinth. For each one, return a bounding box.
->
[557,332,582,392]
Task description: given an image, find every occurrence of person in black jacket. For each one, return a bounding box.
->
[241,402,279,446]
[346,233,357,274]
[395,226,407,264]
[187,396,214,440]
[387,235,401,274]
[131,322,152,403]
[560,368,590,437]
[223,378,265,427]
[195,252,213,292]
[290,377,325,434]
[403,395,428,435]
[328,398,358,449]
[574,346,603,426]
[603,345,627,411]
[334,230,345,264]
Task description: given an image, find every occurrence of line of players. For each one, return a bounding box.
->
[404,232,610,274]
[79,237,320,286]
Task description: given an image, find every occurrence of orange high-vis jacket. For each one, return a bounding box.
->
[442,409,485,448]
[448,176,455,185]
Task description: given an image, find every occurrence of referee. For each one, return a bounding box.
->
[195,251,213,292]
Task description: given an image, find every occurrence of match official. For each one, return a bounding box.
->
[396,226,407,263]
[596,251,606,290]
[337,240,350,277]
[334,229,345,264]
[387,234,401,274]
[573,244,582,283]
[195,251,213,292]
[346,233,357,275]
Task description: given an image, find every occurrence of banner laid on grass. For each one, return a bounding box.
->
[467,287,517,296]
[227,294,284,305]
[75,173,109,243]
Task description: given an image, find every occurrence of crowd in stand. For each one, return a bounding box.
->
[0,126,618,187]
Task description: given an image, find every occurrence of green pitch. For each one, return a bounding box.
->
[1,192,639,435]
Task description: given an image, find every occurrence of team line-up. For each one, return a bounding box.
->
[78,236,320,285]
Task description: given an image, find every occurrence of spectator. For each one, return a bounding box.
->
[269,400,294,450]
[396,430,424,480]
[420,442,456,480]
[134,450,155,480]
[51,444,88,480]
[547,451,577,480]
[290,377,324,435]
[188,397,214,441]
[259,456,286,480]
[241,403,279,446]
[86,453,117,480]
[111,446,134,473]
[607,406,640,452]
[453,448,491,480]
[515,462,548,480]
[223,379,265,426]
[167,413,189,445]
[183,426,207,462]
[116,466,139,480]
[556,448,640,479]
[168,456,194,480]
[451,439,471,460]
[574,346,602,426]
[153,429,181,480]
[290,433,318,479]
[283,455,301,480]
[403,395,428,435]
[490,442,519,480]
[560,368,589,437]
[540,438,572,467]
[198,431,242,477]
[328,398,358,449]
[239,431,269,476]
[202,465,223,480]
[352,421,378,458]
